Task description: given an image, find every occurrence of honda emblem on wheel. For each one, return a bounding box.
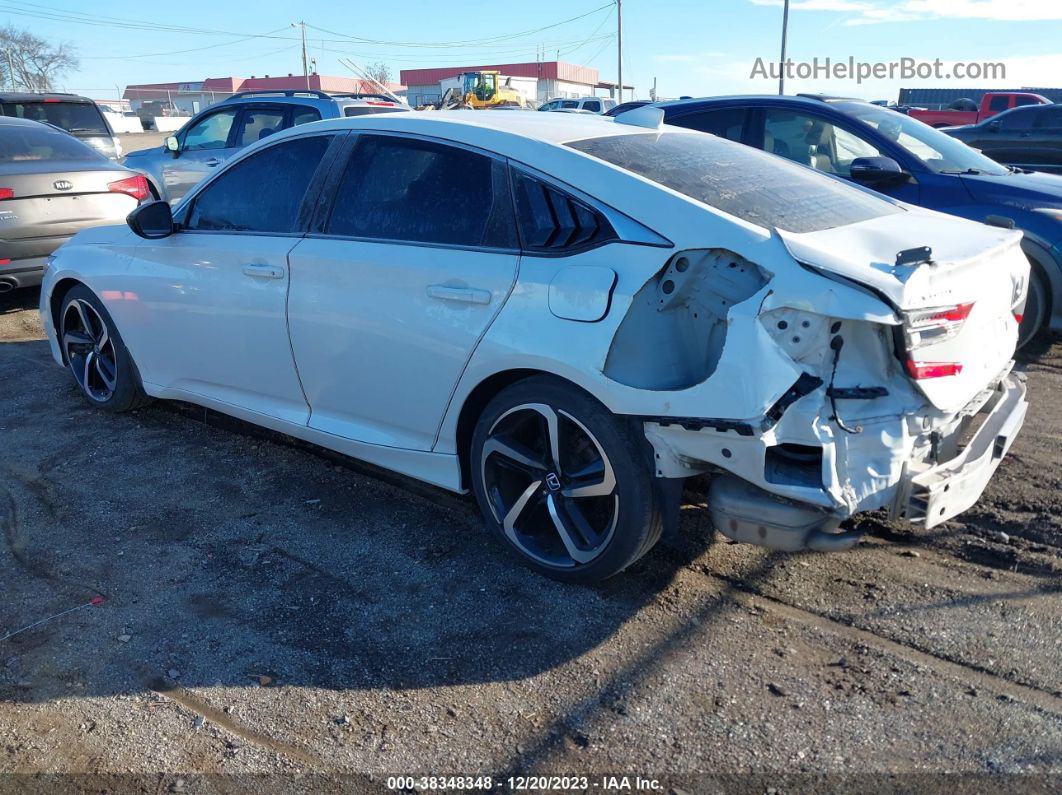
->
[545,472,562,491]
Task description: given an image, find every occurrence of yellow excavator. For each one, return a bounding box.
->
[430,71,526,110]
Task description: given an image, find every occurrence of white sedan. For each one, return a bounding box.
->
[40,109,1029,582]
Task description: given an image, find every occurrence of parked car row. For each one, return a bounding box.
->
[33,107,1031,583]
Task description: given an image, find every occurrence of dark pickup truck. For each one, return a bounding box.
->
[908,91,1049,128]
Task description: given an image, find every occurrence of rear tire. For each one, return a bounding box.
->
[59,285,151,413]
[470,375,662,583]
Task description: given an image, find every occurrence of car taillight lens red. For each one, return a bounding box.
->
[1013,312,1024,324]
[0,188,13,200]
[107,175,150,201]
[902,301,975,350]
[905,359,963,379]
[0,259,9,265]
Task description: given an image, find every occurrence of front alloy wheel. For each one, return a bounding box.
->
[471,377,661,583]
[59,285,150,413]
[62,298,119,402]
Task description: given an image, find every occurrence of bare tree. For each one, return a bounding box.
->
[0,26,78,92]
[362,61,392,87]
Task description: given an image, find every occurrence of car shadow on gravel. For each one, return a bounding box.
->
[0,336,733,704]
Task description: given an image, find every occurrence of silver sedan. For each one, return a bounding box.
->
[0,117,148,293]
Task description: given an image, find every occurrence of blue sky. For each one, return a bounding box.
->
[6,1,1062,102]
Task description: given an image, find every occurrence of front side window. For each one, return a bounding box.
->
[764,109,882,176]
[583,100,601,113]
[567,131,903,234]
[186,135,332,233]
[988,95,1010,111]
[233,108,286,147]
[325,134,516,248]
[996,107,1038,130]
[183,109,237,151]
[561,100,579,109]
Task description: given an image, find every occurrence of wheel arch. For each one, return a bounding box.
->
[1021,238,1060,329]
[49,277,88,364]
[452,367,599,491]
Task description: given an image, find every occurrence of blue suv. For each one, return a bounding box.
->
[123,90,407,202]
[657,94,1062,346]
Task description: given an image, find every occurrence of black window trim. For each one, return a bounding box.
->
[666,104,756,145]
[306,129,522,255]
[506,161,672,256]
[175,130,345,238]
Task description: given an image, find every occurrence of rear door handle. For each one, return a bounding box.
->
[242,263,285,279]
[426,284,492,305]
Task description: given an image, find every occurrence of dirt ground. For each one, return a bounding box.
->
[118,131,171,155]
[0,286,1060,791]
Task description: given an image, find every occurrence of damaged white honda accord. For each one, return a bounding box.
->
[40,108,1029,582]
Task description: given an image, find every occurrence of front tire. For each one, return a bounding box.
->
[59,285,150,412]
[470,376,662,583]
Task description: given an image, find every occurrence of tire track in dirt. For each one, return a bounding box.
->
[719,577,1062,714]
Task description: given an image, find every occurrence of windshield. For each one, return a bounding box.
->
[1,101,110,135]
[567,131,903,234]
[835,102,1010,176]
[0,123,106,163]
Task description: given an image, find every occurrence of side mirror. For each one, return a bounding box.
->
[850,156,908,186]
[127,200,174,239]
[165,135,179,156]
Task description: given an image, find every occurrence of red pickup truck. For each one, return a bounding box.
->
[907,91,1050,128]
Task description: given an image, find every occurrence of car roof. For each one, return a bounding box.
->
[283,110,647,146]
[0,92,95,103]
[220,90,404,107]
[656,94,870,113]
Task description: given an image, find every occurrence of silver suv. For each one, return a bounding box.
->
[538,96,617,114]
[122,90,408,202]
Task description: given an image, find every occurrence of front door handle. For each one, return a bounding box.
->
[242,263,285,279]
[205,157,221,167]
[426,284,492,305]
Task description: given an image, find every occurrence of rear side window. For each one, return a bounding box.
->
[670,108,747,141]
[567,132,903,234]
[325,134,516,248]
[233,108,286,147]
[512,171,616,252]
[292,107,322,126]
[1014,95,1042,107]
[1,101,109,135]
[0,123,105,163]
[583,100,601,113]
[186,135,332,233]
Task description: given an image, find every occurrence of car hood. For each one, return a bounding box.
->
[959,169,1062,209]
[121,147,158,160]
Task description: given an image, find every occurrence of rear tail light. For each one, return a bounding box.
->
[107,174,150,201]
[905,359,963,380]
[0,259,9,266]
[901,301,973,380]
[0,188,12,200]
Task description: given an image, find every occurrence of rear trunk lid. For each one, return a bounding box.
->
[0,162,138,258]
[778,210,1027,412]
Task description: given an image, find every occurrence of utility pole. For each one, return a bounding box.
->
[616,0,623,103]
[292,21,309,89]
[778,0,790,95]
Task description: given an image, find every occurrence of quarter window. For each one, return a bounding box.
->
[183,109,237,151]
[512,171,616,252]
[186,135,332,233]
[292,107,322,126]
[325,134,516,248]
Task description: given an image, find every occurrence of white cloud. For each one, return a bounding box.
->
[747,0,1062,24]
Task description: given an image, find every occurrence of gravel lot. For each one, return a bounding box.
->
[1,286,1060,790]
